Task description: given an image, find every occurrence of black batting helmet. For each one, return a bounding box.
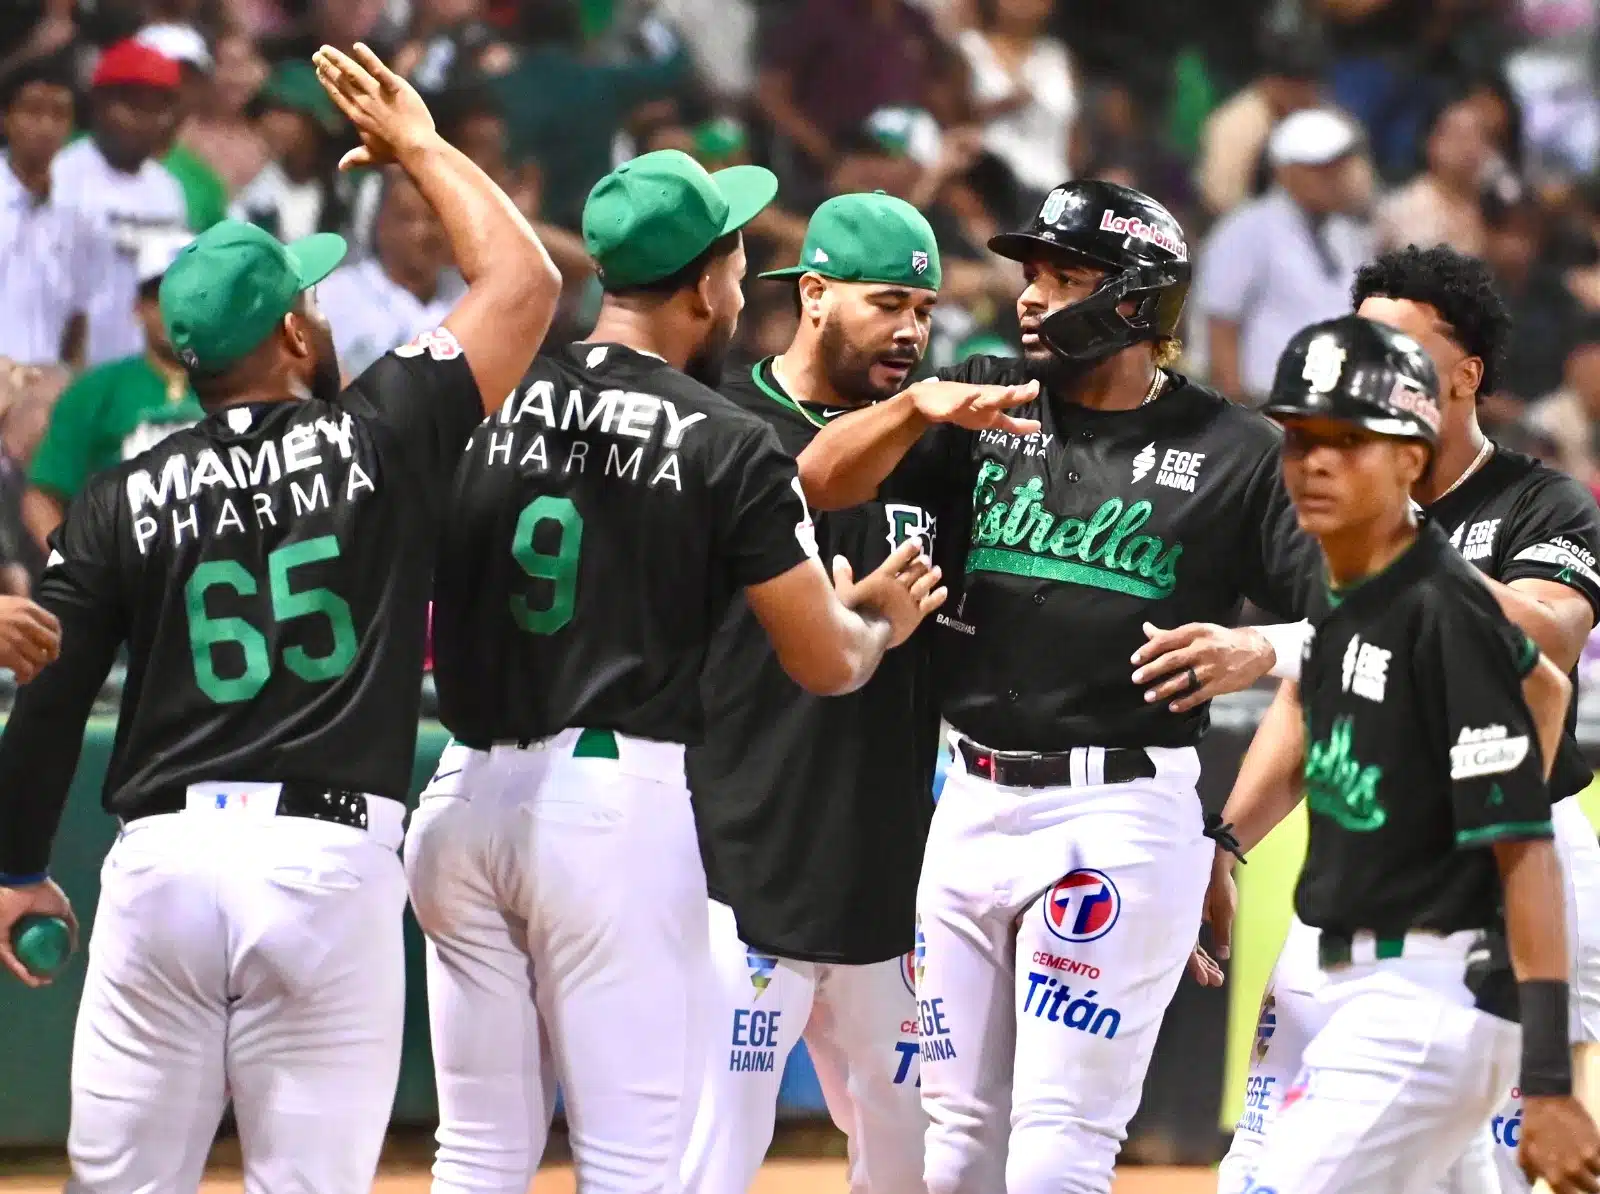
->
[1263,315,1442,447]
[989,179,1190,366]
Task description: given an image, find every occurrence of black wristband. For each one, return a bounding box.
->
[1204,813,1246,865]
[1520,979,1573,1097]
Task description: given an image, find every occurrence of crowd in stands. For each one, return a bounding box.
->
[5,0,1600,674]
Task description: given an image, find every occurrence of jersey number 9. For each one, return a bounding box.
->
[184,536,359,704]
[510,496,583,635]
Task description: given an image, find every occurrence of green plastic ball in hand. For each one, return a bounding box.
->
[10,914,71,979]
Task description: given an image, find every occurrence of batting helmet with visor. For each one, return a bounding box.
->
[1263,315,1442,450]
[988,179,1190,366]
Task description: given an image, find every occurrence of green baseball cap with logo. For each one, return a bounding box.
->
[160,219,347,372]
[583,148,778,290]
[761,191,941,292]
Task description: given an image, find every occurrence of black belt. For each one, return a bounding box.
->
[956,740,1157,789]
[130,782,372,832]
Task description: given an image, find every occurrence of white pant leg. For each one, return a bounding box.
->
[803,956,926,1194]
[1241,968,1520,1194]
[680,900,817,1194]
[1216,915,1329,1192]
[405,745,557,1194]
[1005,822,1212,1194]
[524,736,711,1194]
[1440,795,1600,1194]
[225,815,408,1194]
[917,770,1017,1194]
[65,817,230,1194]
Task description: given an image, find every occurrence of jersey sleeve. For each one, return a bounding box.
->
[1426,598,1554,849]
[714,423,820,588]
[340,329,485,491]
[27,367,107,499]
[1237,441,1320,619]
[0,481,126,878]
[1495,470,1600,623]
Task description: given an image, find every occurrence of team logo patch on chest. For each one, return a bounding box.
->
[1340,634,1390,703]
[967,461,1183,599]
[1131,442,1205,492]
[886,503,937,554]
[1450,519,1500,563]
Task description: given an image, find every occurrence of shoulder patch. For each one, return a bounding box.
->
[394,327,463,361]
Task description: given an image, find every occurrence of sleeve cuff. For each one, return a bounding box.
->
[1516,634,1541,678]
[1455,820,1554,847]
[0,871,48,887]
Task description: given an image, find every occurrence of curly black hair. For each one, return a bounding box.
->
[1351,244,1512,395]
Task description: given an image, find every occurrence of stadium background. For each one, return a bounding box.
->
[8,0,1600,1186]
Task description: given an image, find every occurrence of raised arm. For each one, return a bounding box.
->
[314,44,559,414]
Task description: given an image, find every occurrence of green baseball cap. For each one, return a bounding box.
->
[160,219,347,372]
[583,149,778,289]
[761,191,941,292]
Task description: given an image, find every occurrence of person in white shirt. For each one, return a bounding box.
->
[958,0,1079,205]
[0,55,109,369]
[314,171,463,380]
[1196,108,1375,404]
[230,59,348,244]
[50,39,189,367]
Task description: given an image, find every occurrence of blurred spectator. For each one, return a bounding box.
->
[171,30,271,194]
[316,171,463,380]
[1196,108,1373,404]
[1484,197,1580,410]
[230,60,348,242]
[655,0,758,103]
[52,39,191,367]
[1196,28,1327,218]
[0,0,75,82]
[1374,94,1494,256]
[1079,83,1196,223]
[393,0,518,90]
[0,54,106,369]
[0,382,52,591]
[23,234,200,553]
[1527,319,1600,484]
[757,0,944,177]
[489,5,686,228]
[957,0,1080,204]
[136,25,229,231]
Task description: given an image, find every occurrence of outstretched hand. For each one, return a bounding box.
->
[312,42,437,171]
[906,379,1042,437]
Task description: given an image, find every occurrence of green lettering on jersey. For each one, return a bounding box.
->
[184,535,358,704]
[965,462,1183,599]
[1304,716,1387,832]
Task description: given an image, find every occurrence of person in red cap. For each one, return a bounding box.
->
[51,38,191,366]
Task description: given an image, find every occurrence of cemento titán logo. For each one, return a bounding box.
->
[967,461,1181,599]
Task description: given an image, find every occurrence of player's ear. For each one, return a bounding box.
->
[1400,442,1431,488]
[799,273,828,324]
[279,309,314,362]
[1453,354,1484,401]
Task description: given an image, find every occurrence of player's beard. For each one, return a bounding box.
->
[686,313,736,388]
[819,316,917,405]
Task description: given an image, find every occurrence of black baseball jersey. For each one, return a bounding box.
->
[688,358,939,964]
[432,343,816,748]
[1423,445,1600,802]
[0,334,483,877]
[895,355,1319,751]
[1295,521,1550,938]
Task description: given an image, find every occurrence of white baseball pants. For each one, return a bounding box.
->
[1225,936,1520,1194]
[680,899,925,1194]
[404,732,711,1194]
[916,739,1213,1194]
[1220,794,1600,1194]
[66,789,408,1194]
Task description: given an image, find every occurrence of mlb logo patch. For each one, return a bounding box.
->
[1043,869,1121,943]
[900,949,916,995]
[911,250,929,274]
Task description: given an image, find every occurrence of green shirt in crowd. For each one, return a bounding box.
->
[162,144,228,232]
[29,355,205,501]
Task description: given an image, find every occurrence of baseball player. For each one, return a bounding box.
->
[798,179,1321,1194]
[681,191,946,1194]
[407,150,986,1194]
[1215,245,1600,1194]
[1216,312,1600,1194]
[0,45,559,1194]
